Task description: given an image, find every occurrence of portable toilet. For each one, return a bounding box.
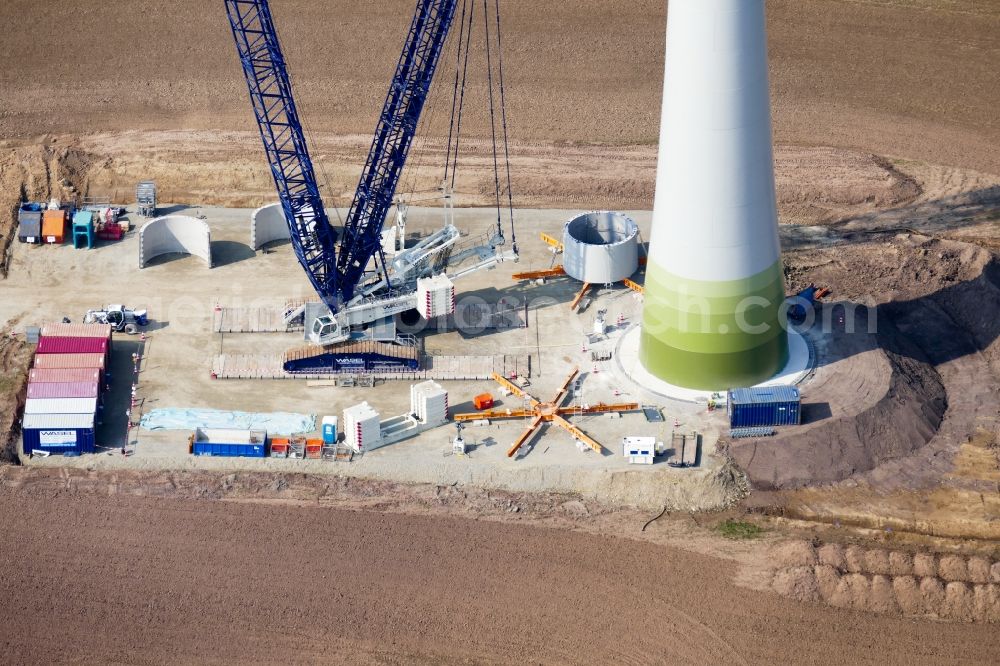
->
[321,415,338,444]
[72,211,95,249]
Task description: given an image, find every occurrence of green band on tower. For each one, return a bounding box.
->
[639,260,789,389]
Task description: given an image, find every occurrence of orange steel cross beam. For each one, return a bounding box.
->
[622,278,644,294]
[511,266,567,281]
[569,282,591,310]
[453,367,639,458]
[540,232,563,253]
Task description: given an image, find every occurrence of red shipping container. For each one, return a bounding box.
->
[27,381,100,399]
[28,367,102,384]
[40,323,112,340]
[35,336,109,355]
[32,353,106,370]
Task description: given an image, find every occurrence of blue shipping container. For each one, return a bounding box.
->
[728,386,801,428]
[191,427,267,458]
[22,413,97,455]
[191,442,266,458]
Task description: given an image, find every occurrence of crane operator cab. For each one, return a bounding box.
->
[310,315,344,346]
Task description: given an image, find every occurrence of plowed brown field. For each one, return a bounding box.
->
[0,0,997,173]
[2,488,999,664]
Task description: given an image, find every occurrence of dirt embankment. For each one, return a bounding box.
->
[729,238,999,490]
[762,540,1000,623]
[775,149,922,225]
[0,140,95,276]
[0,330,32,463]
[730,316,947,490]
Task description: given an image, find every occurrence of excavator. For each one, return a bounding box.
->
[224,0,517,373]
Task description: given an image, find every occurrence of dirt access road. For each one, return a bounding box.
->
[2,484,998,665]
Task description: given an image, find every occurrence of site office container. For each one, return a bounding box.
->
[24,397,98,415]
[42,209,68,244]
[40,322,112,340]
[32,352,106,370]
[189,428,267,458]
[27,381,100,399]
[35,336,109,356]
[22,413,96,455]
[727,387,801,428]
[29,367,103,384]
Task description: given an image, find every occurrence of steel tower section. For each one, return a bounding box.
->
[336,0,459,299]
[638,0,789,389]
[225,0,341,309]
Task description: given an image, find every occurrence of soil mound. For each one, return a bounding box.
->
[776,148,921,224]
[770,539,817,567]
[729,238,999,490]
[766,541,1000,623]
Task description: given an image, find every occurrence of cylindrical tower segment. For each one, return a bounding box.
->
[639,0,788,389]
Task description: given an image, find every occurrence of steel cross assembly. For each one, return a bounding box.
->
[454,367,639,458]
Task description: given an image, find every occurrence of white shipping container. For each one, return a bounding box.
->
[24,397,98,415]
[623,436,656,465]
[23,413,95,429]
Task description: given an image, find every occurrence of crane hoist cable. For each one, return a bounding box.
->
[443,0,470,187]
[448,0,475,192]
[482,0,503,241]
[492,0,516,249]
[396,1,467,212]
[396,49,448,212]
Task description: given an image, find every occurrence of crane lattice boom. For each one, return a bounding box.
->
[225,0,340,308]
[226,0,459,306]
[337,0,459,299]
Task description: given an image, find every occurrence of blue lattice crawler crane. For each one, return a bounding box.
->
[225,0,516,374]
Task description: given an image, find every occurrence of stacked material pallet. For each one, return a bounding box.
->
[343,402,381,453]
[22,323,112,457]
[416,274,455,319]
[410,380,448,424]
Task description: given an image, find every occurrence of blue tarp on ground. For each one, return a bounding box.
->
[139,408,315,435]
